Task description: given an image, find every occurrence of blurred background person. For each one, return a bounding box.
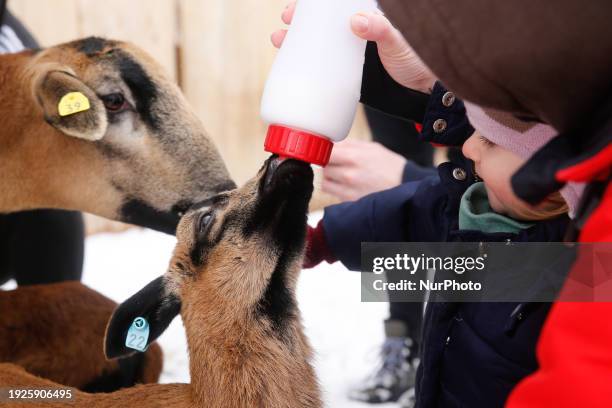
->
[0,0,85,286]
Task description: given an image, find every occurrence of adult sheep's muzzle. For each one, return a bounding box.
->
[120,179,237,235]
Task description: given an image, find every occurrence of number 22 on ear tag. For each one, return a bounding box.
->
[58,92,91,117]
[126,317,150,352]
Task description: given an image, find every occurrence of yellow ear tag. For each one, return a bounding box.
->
[58,92,91,117]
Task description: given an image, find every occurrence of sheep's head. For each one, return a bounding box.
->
[105,156,314,359]
[23,37,234,233]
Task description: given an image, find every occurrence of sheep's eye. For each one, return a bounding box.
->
[101,93,127,112]
[198,212,213,233]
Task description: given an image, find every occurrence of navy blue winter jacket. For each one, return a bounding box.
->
[330,79,571,407]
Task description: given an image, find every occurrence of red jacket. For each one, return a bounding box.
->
[508,144,612,407]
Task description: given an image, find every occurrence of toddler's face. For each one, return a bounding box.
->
[461,132,558,220]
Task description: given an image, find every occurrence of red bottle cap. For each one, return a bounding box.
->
[264,125,333,166]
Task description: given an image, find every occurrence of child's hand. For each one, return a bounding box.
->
[304,221,336,269]
[271,2,437,94]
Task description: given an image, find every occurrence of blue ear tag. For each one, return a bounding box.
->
[125,317,150,352]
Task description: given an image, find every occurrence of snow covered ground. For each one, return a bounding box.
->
[3,212,398,407]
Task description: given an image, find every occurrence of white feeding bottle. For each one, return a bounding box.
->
[261,0,378,166]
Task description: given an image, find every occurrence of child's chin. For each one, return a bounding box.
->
[489,199,519,219]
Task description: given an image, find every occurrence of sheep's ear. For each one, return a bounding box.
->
[104,276,181,359]
[31,64,108,141]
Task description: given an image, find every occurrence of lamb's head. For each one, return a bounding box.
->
[22,37,234,233]
[104,156,313,359]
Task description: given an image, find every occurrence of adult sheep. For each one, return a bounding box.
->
[0,36,235,234]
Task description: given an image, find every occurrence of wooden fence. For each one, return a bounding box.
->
[10,0,370,189]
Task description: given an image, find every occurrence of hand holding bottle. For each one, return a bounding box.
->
[271,1,437,94]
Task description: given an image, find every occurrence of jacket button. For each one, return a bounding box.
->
[452,168,467,181]
[442,91,456,107]
[433,119,447,133]
[445,336,451,345]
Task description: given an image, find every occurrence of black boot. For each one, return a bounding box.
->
[348,319,419,404]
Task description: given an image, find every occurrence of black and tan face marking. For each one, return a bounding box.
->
[175,157,313,332]
[105,157,313,357]
[114,50,161,131]
[28,37,234,234]
[75,37,115,56]
[187,192,233,266]
[69,37,161,132]
[183,157,313,268]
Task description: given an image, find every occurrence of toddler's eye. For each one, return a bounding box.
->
[478,135,496,147]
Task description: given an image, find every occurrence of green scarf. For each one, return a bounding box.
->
[458,182,534,234]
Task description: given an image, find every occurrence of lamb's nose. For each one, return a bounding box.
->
[268,155,283,172]
[264,155,283,187]
[264,158,313,195]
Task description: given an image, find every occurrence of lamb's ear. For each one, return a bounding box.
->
[104,276,181,359]
[31,64,108,141]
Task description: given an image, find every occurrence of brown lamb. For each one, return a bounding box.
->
[0,156,321,408]
[0,282,163,392]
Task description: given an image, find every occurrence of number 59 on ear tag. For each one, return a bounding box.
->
[58,92,91,117]
[126,317,150,352]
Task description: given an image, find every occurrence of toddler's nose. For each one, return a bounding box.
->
[462,132,481,162]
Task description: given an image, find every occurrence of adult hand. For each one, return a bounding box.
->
[321,140,407,202]
[271,2,437,94]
